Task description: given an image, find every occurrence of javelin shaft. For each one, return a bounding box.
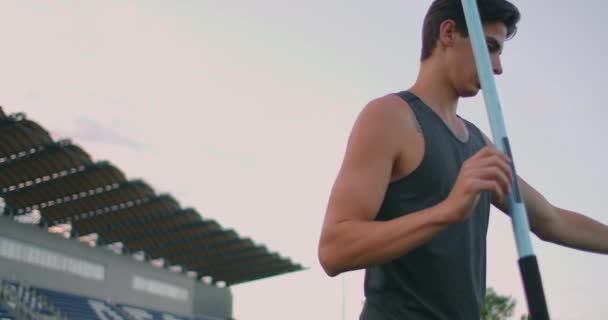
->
[460,1,550,319]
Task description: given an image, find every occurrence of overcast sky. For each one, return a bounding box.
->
[0,1,606,319]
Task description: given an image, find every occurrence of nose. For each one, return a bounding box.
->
[492,55,503,75]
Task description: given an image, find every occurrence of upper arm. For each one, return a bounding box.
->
[322,96,412,228]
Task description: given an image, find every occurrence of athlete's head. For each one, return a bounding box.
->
[421,0,520,97]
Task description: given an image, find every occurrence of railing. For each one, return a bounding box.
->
[0,280,67,320]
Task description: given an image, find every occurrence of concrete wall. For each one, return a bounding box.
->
[0,216,232,318]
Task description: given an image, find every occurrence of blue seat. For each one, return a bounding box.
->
[35,288,127,320]
[118,303,190,320]
[118,304,228,320]
[0,305,15,320]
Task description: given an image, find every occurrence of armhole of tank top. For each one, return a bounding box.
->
[389,93,427,185]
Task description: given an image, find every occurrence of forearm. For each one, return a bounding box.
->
[541,207,608,254]
[318,202,451,277]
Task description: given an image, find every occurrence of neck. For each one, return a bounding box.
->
[408,58,460,119]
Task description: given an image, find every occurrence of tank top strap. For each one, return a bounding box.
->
[394,90,433,122]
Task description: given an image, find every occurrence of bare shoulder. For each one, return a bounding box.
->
[324,94,417,226]
[347,93,423,181]
[352,93,416,139]
[360,94,412,120]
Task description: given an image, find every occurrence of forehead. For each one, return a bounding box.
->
[483,22,508,42]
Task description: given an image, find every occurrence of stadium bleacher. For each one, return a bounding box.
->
[0,107,299,319]
[0,280,229,320]
[0,305,15,320]
[0,108,303,286]
[119,303,218,320]
[36,287,128,320]
[0,280,64,319]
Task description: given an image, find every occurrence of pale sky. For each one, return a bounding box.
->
[0,1,606,319]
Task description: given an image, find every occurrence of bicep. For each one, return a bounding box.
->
[323,102,402,227]
[325,145,394,226]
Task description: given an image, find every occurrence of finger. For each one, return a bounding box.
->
[471,167,511,195]
[471,146,496,160]
[473,155,513,184]
[474,179,504,204]
[468,147,511,168]
[480,146,511,163]
[463,156,512,187]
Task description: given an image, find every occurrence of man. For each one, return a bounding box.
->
[317,0,608,319]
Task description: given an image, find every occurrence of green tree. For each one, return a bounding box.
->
[482,287,516,320]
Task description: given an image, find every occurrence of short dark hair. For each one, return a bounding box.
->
[420,0,521,61]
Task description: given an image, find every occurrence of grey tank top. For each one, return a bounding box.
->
[360,91,491,320]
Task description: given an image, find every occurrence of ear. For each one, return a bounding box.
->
[438,19,457,48]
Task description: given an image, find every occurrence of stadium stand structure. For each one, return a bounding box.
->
[0,304,15,320]
[1,279,226,320]
[0,107,304,319]
[1,281,66,320]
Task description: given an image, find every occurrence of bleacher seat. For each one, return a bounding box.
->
[13,284,55,316]
[118,304,190,320]
[191,315,226,320]
[36,287,127,320]
[118,304,224,320]
[6,284,224,320]
[1,281,50,319]
[0,283,17,320]
[0,305,15,320]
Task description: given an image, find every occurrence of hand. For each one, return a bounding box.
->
[441,146,513,224]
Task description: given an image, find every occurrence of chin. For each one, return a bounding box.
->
[458,87,480,98]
